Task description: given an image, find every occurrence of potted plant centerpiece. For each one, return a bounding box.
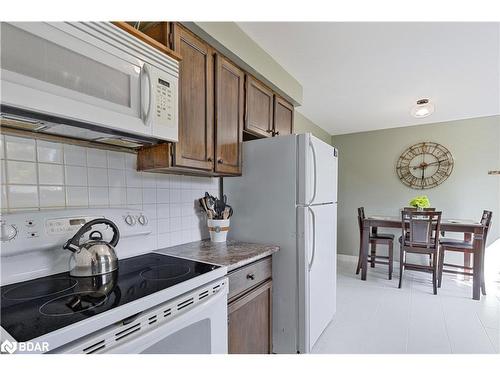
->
[409,195,431,211]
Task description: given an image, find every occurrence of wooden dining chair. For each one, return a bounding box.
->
[438,210,492,295]
[400,207,436,265]
[399,210,442,295]
[356,207,395,279]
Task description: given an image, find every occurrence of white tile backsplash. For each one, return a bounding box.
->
[66,186,89,207]
[7,160,37,184]
[89,186,109,206]
[5,136,36,161]
[65,165,88,186]
[87,148,107,167]
[88,167,109,187]
[0,135,5,159]
[37,140,63,164]
[109,187,127,206]
[7,185,38,208]
[2,134,219,248]
[63,144,87,166]
[1,185,7,210]
[38,163,64,185]
[1,160,7,184]
[107,151,125,169]
[126,187,143,205]
[39,186,65,207]
[108,169,126,187]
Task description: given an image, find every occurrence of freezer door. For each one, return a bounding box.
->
[298,134,338,205]
[298,203,337,352]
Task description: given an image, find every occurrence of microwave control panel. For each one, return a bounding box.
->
[155,77,174,127]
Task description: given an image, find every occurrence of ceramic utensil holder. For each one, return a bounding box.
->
[207,219,230,242]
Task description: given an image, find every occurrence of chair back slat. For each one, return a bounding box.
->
[357,207,365,233]
[401,210,442,249]
[480,210,493,245]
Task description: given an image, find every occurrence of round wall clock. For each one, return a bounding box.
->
[396,141,454,189]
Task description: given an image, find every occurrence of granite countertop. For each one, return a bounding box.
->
[156,240,279,272]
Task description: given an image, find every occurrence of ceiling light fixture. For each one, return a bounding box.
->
[411,98,435,118]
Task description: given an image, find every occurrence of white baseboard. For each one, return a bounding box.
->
[337,253,357,262]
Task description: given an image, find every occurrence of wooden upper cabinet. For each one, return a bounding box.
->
[273,96,294,137]
[171,24,214,171]
[245,75,274,138]
[112,22,180,61]
[137,22,171,48]
[215,55,244,175]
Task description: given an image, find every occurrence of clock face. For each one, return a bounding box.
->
[396,142,454,189]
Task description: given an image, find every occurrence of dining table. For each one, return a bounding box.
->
[359,215,485,300]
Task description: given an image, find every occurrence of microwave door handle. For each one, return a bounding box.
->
[141,64,153,125]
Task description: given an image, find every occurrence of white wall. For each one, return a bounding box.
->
[333,115,500,257]
[0,134,219,249]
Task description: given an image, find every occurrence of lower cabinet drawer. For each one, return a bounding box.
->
[228,256,272,301]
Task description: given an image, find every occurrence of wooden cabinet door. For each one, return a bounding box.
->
[273,96,294,136]
[172,24,214,170]
[228,280,272,354]
[215,55,244,175]
[245,75,274,138]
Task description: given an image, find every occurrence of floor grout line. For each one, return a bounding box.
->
[474,305,497,353]
[437,288,454,353]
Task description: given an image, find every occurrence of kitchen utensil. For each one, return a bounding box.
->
[63,218,120,277]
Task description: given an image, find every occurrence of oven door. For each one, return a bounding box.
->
[104,282,228,354]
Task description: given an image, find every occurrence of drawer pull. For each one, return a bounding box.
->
[246,273,255,280]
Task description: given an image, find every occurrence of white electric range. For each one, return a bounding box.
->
[0,208,228,354]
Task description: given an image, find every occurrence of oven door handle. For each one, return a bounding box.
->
[103,283,228,354]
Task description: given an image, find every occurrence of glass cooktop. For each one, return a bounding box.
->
[0,253,219,342]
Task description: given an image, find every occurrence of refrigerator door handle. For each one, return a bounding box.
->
[308,138,318,205]
[307,206,316,271]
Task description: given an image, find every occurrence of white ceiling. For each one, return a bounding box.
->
[237,22,500,135]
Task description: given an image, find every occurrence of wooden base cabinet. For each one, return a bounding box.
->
[228,280,272,354]
[227,256,273,354]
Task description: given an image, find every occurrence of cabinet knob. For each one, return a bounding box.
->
[217,159,224,164]
[246,273,255,280]
[266,129,273,134]
[207,157,213,162]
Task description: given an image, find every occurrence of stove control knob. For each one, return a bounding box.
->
[1,223,17,242]
[138,215,148,226]
[124,215,136,226]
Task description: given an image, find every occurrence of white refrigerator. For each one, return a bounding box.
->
[224,133,338,353]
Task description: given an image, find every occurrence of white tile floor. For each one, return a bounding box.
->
[313,247,500,354]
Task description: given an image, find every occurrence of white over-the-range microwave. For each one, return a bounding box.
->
[0,22,179,144]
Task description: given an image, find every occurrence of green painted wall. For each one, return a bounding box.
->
[333,115,500,258]
[294,111,333,145]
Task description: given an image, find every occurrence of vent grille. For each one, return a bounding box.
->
[63,278,226,354]
[83,340,105,354]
